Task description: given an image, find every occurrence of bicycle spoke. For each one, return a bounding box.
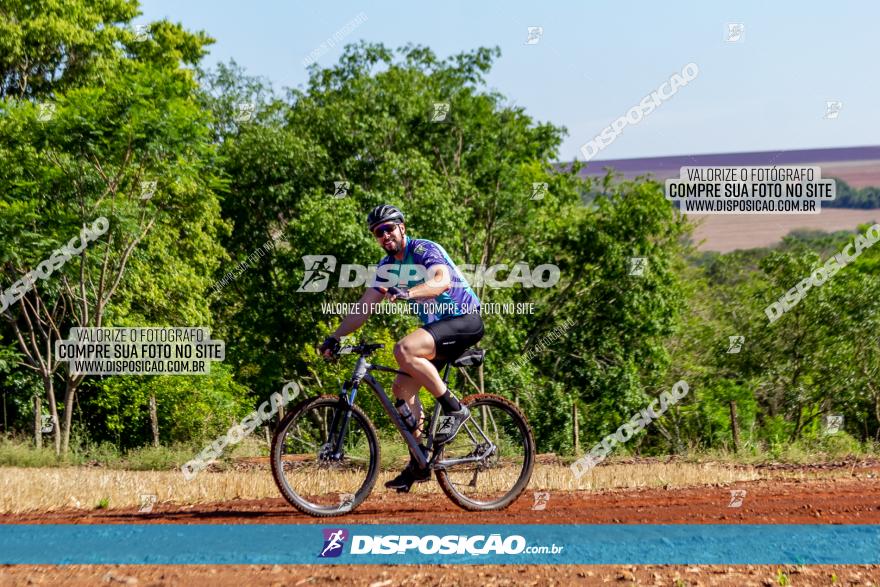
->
[456,466,479,489]
[437,398,532,508]
[273,400,377,512]
[283,433,320,452]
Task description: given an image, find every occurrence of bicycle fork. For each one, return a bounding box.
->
[326,356,368,460]
[326,385,355,460]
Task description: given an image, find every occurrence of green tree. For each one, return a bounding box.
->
[206,44,695,454]
[0,2,224,452]
[542,177,691,452]
[81,364,250,448]
[207,43,578,406]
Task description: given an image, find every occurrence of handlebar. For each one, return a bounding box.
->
[336,342,384,357]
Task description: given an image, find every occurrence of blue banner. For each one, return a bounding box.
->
[0,524,878,565]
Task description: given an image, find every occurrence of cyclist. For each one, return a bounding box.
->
[319,204,483,492]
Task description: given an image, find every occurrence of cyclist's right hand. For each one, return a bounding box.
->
[319,335,341,359]
[385,286,410,302]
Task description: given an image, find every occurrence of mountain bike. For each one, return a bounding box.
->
[270,341,535,517]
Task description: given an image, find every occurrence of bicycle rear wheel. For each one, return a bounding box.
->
[434,394,535,511]
[271,394,379,517]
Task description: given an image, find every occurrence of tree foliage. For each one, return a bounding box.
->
[0,2,877,461]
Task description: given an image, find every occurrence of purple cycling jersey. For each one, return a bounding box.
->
[369,237,480,324]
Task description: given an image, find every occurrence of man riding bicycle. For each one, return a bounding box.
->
[319,204,483,492]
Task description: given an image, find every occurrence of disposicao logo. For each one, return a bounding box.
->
[298,255,337,293]
[318,528,349,558]
[349,534,527,555]
[316,531,563,557]
[296,255,560,292]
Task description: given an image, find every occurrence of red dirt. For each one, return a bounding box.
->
[3,473,878,585]
[4,473,879,525]
[2,563,879,586]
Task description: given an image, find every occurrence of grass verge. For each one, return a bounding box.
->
[2,459,875,514]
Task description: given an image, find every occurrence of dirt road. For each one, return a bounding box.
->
[6,474,878,525]
[3,471,879,585]
[2,562,878,586]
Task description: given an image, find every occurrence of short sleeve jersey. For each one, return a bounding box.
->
[370,237,480,324]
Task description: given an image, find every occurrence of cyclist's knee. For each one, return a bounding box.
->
[393,340,413,362]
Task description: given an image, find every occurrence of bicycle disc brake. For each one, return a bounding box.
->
[318,442,345,464]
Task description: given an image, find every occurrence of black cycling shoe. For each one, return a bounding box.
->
[385,445,430,493]
[384,460,431,493]
[433,404,471,445]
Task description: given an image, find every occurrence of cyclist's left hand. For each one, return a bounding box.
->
[385,286,410,302]
[319,335,341,358]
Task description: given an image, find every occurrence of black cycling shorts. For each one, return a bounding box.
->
[421,312,484,369]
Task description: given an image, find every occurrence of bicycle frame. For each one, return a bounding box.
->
[326,351,493,471]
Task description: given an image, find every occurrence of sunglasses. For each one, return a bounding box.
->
[372,223,399,237]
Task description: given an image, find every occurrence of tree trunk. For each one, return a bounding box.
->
[729,400,740,453]
[45,376,60,455]
[873,389,880,441]
[572,398,580,455]
[61,379,79,454]
[876,400,880,441]
[33,393,42,448]
[149,393,160,447]
[790,404,804,442]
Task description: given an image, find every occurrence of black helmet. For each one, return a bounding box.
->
[366,204,404,231]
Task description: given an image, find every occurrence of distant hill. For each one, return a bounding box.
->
[564,146,880,252]
[571,146,880,189]
[690,209,880,253]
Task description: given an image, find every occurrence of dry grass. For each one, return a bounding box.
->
[0,466,275,513]
[0,461,851,514]
[546,461,762,491]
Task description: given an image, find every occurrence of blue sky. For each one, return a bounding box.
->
[139,0,878,161]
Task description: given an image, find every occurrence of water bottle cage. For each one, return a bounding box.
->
[395,401,418,433]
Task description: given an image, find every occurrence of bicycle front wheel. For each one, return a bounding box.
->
[434,394,535,511]
[271,394,379,517]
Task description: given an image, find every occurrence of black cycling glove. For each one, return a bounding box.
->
[319,335,341,355]
[386,286,411,300]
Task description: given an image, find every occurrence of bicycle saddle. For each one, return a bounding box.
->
[451,348,485,368]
